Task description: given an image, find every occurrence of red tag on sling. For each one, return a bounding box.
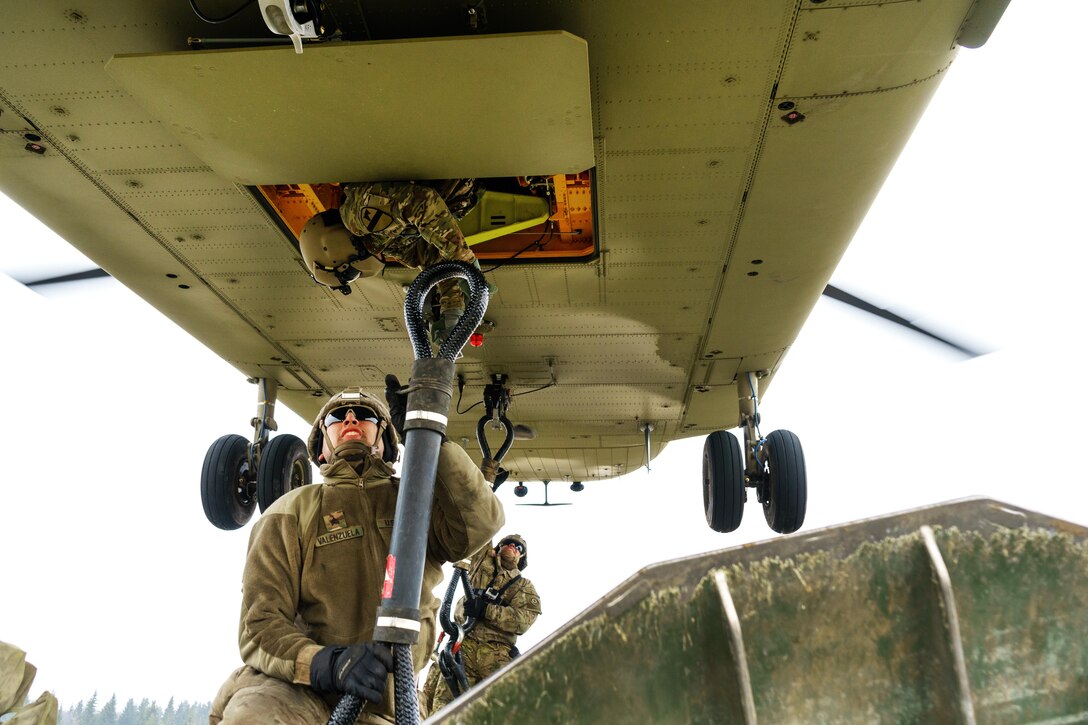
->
[382,555,396,598]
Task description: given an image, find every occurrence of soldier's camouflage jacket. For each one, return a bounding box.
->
[339,181,478,269]
[339,180,480,313]
[456,538,542,649]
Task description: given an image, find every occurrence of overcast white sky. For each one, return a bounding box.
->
[2,0,1086,709]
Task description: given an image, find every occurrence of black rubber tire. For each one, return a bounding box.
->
[201,434,256,530]
[703,430,745,533]
[257,434,312,513]
[762,429,807,534]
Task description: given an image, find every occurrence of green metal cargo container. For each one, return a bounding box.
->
[433,499,1088,724]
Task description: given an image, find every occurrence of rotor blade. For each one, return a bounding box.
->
[21,267,111,287]
[822,284,984,358]
[516,502,573,507]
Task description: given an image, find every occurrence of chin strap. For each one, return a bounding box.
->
[330,440,374,464]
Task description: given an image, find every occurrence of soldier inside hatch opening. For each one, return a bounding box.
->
[298,179,488,343]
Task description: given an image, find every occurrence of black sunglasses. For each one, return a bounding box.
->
[501,541,524,554]
[323,406,379,428]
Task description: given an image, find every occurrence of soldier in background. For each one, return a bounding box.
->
[299,179,485,342]
[420,534,541,717]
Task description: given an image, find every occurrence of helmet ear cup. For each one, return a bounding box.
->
[381,426,398,463]
[309,426,325,465]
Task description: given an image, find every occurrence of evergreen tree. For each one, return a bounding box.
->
[136,698,158,725]
[98,693,118,724]
[186,700,212,724]
[117,698,139,725]
[56,695,212,724]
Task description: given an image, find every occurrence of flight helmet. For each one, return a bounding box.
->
[497,534,528,571]
[307,387,400,468]
[299,209,383,294]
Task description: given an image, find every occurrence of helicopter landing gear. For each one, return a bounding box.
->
[201,377,311,529]
[701,372,808,535]
[739,371,807,534]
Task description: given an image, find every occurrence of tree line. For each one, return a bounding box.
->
[57,693,210,724]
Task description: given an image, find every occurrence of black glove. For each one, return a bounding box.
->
[309,642,394,703]
[463,597,488,620]
[384,374,407,438]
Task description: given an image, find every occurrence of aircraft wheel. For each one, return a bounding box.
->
[257,434,312,513]
[201,434,256,530]
[703,430,745,533]
[762,429,807,534]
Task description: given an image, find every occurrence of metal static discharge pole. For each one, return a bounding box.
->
[374,357,456,643]
[330,359,456,725]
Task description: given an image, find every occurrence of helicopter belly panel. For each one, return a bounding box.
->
[105,31,593,184]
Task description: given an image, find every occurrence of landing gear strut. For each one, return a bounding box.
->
[740,372,806,534]
[200,377,312,530]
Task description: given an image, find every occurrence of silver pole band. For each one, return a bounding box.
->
[375,616,422,632]
[406,410,448,426]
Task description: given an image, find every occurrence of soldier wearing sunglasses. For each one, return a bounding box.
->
[421,533,541,716]
[211,383,504,724]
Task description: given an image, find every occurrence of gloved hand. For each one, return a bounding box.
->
[384,374,407,438]
[309,642,394,703]
[463,597,488,620]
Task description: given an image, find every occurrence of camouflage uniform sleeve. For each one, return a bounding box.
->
[484,578,541,637]
[238,512,322,685]
[396,184,477,268]
[428,441,505,564]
